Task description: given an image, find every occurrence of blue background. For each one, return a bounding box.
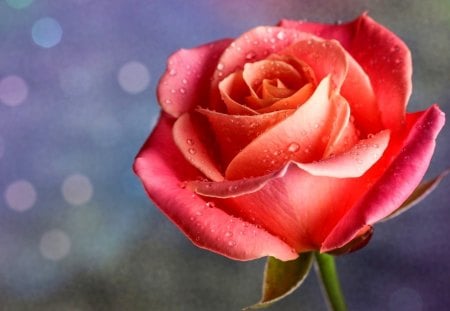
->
[0,0,449,310]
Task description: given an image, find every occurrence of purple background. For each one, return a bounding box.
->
[0,0,449,310]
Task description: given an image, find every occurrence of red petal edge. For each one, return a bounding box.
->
[280,13,412,131]
[321,105,445,252]
[158,39,233,117]
[134,113,298,261]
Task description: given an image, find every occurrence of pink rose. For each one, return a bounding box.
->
[134,14,445,261]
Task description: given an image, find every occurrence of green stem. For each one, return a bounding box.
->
[314,252,348,311]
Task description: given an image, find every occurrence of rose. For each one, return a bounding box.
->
[134,13,444,261]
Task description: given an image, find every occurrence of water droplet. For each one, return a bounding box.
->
[186,138,194,145]
[195,210,202,216]
[227,240,236,247]
[372,143,379,148]
[170,89,176,94]
[313,123,319,129]
[188,148,196,155]
[287,142,300,153]
[182,78,188,84]
[273,150,280,156]
[179,87,186,94]
[206,201,215,208]
[169,69,177,76]
[367,133,374,139]
[245,51,257,60]
[164,99,172,105]
[178,181,187,189]
[276,31,285,40]
[217,63,224,70]
[225,231,233,238]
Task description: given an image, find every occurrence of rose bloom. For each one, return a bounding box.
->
[134,14,444,261]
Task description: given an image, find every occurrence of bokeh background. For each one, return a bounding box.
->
[0,0,449,310]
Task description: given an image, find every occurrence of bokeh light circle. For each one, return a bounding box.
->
[39,229,71,261]
[6,0,33,9]
[61,173,93,206]
[4,180,37,212]
[32,17,63,48]
[0,75,29,107]
[117,61,150,94]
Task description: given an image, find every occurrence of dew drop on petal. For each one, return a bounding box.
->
[225,231,233,238]
[245,51,256,60]
[188,148,196,155]
[186,138,194,145]
[276,31,286,40]
[206,201,215,208]
[217,63,224,70]
[169,69,177,76]
[179,87,186,94]
[287,142,300,153]
[227,240,236,247]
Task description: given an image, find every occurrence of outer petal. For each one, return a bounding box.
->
[280,14,412,130]
[158,39,232,117]
[134,113,298,261]
[321,105,445,252]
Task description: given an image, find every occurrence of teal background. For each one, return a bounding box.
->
[0,0,449,310]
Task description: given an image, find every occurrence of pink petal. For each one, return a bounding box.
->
[278,39,348,91]
[158,39,232,117]
[280,14,411,131]
[198,108,294,166]
[242,59,304,105]
[218,70,259,115]
[295,129,390,178]
[321,105,445,252]
[172,112,224,182]
[225,76,344,180]
[134,113,298,261]
[257,83,315,113]
[188,165,290,198]
[209,26,313,111]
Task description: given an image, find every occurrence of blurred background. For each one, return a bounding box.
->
[0,0,448,310]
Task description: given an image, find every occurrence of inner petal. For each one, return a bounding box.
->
[225,75,343,180]
[198,108,294,166]
[242,60,305,109]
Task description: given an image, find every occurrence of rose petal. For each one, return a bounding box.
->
[321,105,445,252]
[198,108,294,165]
[189,165,290,198]
[158,39,232,117]
[278,39,348,91]
[257,83,315,113]
[242,59,305,108]
[173,112,224,182]
[322,94,358,158]
[209,26,314,111]
[219,71,259,115]
[280,14,411,131]
[134,113,298,261]
[226,76,345,180]
[295,129,390,178]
